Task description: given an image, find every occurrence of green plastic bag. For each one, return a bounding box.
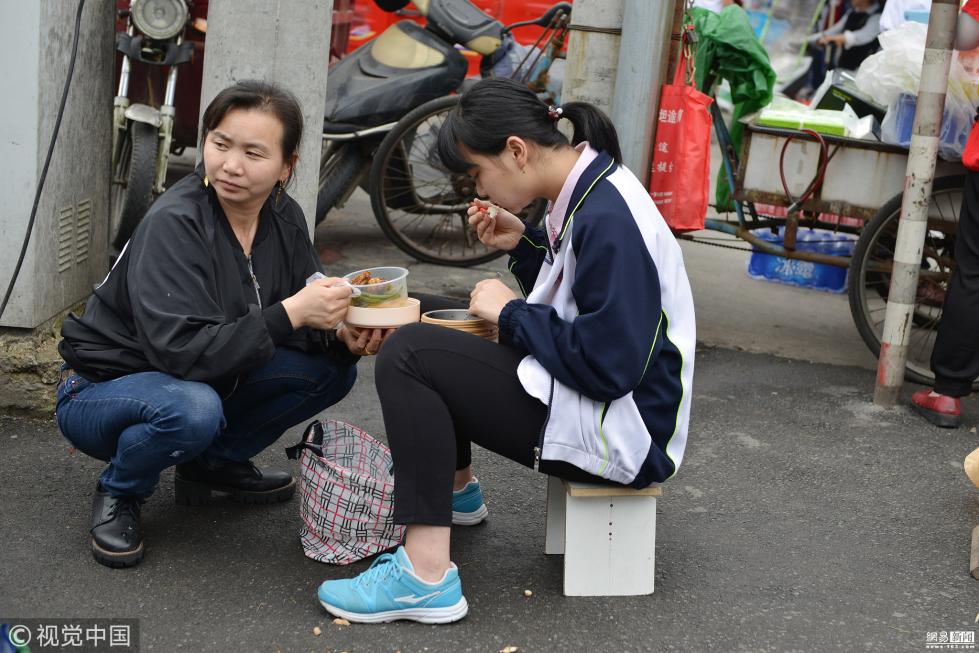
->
[690,6,776,211]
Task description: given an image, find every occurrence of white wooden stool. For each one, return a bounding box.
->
[544,475,662,596]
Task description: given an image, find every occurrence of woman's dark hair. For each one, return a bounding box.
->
[200,80,304,175]
[436,77,622,173]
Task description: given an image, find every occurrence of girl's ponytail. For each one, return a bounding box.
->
[436,77,623,173]
[560,102,623,164]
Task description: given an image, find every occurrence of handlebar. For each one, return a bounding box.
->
[503,2,572,34]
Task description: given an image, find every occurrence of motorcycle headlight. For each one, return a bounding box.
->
[131,0,189,41]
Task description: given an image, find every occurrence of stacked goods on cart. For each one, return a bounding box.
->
[854,22,979,160]
[746,226,857,293]
[755,97,875,138]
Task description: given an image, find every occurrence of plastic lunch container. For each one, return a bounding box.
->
[343,267,409,308]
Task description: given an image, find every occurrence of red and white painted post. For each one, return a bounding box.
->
[875,0,959,406]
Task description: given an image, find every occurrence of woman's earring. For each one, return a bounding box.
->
[203,174,209,188]
[276,180,285,203]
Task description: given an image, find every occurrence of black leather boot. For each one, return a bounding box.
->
[174,457,295,506]
[90,482,144,568]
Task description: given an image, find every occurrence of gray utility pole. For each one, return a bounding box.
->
[561,0,624,116]
[611,0,675,183]
[562,0,674,185]
[199,0,333,235]
[874,0,958,406]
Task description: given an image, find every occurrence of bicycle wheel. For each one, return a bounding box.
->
[848,175,972,387]
[369,95,545,267]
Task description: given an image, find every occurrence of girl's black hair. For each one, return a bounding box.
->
[436,77,622,173]
[200,80,304,179]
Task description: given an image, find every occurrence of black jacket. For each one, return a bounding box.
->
[59,166,356,392]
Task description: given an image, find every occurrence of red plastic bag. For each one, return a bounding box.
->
[649,47,714,232]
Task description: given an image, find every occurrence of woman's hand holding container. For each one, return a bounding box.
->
[283,278,352,331]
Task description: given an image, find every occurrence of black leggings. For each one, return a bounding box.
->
[379,294,613,526]
[931,171,979,397]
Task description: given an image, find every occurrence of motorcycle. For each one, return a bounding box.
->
[110,0,200,254]
[318,0,572,266]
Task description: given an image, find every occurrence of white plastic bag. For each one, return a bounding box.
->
[861,21,979,159]
[854,22,928,106]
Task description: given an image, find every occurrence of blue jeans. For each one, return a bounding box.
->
[55,348,357,498]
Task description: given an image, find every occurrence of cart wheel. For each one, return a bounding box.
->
[848,174,975,388]
[369,95,545,267]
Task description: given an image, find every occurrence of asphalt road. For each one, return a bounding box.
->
[2,348,976,652]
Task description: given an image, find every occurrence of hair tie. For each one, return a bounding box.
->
[547,105,564,121]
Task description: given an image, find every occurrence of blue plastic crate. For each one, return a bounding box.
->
[747,227,857,293]
[885,93,972,157]
[904,9,930,24]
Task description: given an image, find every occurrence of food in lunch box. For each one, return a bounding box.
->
[349,272,403,307]
[345,266,409,308]
[349,270,386,286]
[352,286,404,307]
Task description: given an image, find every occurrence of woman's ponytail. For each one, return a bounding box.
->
[561,102,623,164]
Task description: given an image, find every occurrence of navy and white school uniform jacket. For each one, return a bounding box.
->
[497,144,696,488]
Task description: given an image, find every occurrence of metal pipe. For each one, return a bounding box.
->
[322,122,398,141]
[117,56,131,98]
[162,37,181,107]
[874,0,959,406]
[702,218,852,268]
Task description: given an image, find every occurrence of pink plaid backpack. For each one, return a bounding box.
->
[285,420,405,565]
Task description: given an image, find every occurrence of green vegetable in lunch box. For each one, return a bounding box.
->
[351,284,403,307]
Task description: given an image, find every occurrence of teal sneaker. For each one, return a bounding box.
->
[452,477,488,526]
[317,546,468,624]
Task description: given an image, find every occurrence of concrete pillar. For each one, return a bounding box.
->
[199,0,333,235]
[0,0,113,329]
[611,0,674,182]
[561,0,624,114]
[0,0,114,416]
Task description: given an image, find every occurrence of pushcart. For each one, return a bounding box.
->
[679,106,971,388]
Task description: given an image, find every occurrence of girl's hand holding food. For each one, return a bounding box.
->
[469,278,518,325]
[337,324,394,356]
[468,199,526,252]
[282,278,352,330]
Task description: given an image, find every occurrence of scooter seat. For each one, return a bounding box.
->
[425,0,503,55]
[361,21,454,78]
[323,20,467,130]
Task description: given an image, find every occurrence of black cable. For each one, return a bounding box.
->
[0,0,86,320]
